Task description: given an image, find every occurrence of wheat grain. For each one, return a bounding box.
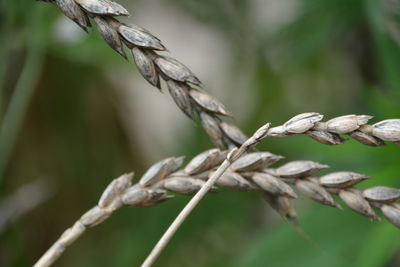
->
[267,112,400,146]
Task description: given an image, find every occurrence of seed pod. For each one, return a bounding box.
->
[75,0,129,16]
[139,157,183,187]
[326,115,372,134]
[80,206,111,227]
[362,186,400,203]
[231,152,283,172]
[306,130,345,145]
[264,193,297,223]
[167,80,193,118]
[338,190,379,220]
[121,187,149,206]
[163,177,205,195]
[154,56,201,85]
[131,47,160,88]
[98,173,133,208]
[184,149,221,175]
[217,171,255,191]
[283,112,323,134]
[295,180,340,208]
[266,126,289,137]
[319,172,368,188]
[141,189,173,206]
[55,0,91,31]
[220,122,247,146]
[275,161,329,178]
[200,112,225,148]
[253,173,297,198]
[380,204,400,228]
[189,90,230,116]
[372,119,400,142]
[118,24,165,50]
[349,130,385,147]
[93,16,126,58]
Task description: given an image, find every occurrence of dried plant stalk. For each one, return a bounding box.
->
[267,112,400,146]
[34,2,400,267]
[34,133,400,267]
[38,1,400,149]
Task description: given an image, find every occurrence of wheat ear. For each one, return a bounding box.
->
[33,147,400,267]
[39,1,400,149]
[38,0,245,148]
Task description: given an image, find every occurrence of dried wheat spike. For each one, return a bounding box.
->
[38,0,248,148]
[34,149,399,267]
[267,112,400,146]
[39,1,400,149]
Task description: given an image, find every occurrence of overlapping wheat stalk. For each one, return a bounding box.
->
[34,148,400,267]
[36,0,400,266]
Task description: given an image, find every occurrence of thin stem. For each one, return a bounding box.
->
[0,6,45,185]
[141,160,231,267]
[141,123,270,267]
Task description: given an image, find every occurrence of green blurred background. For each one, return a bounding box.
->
[1,0,400,266]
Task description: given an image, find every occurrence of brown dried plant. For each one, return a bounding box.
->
[35,0,400,267]
[34,118,400,267]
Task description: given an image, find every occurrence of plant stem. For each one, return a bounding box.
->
[0,6,45,185]
[141,123,270,267]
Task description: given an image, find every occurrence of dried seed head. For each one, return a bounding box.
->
[338,190,379,220]
[200,112,225,148]
[121,187,149,206]
[93,16,126,58]
[118,24,165,50]
[154,56,201,85]
[131,47,160,88]
[184,149,221,175]
[283,112,323,133]
[319,172,368,188]
[349,130,386,147]
[141,189,173,206]
[139,157,183,187]
[189,90,230,116]
[98,173,133,208]
[167,80,193,118]
[372,119,400,142]
[295,180,340,208]
[163,177,205,195]
[54,0,91,31]
[252,173,297,198]
[264,194,297,223]
[362,186,400,203]
[231,152,283,172]
[326,115,372,134]
[275,160,329,178]
[80,206,110,227]
[216,171,255,191]
[306,130,346,145]
[220,122,247,146]
[75,0,129,16]
[380,204,400,228]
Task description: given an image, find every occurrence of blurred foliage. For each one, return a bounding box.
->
[0,0,400,266]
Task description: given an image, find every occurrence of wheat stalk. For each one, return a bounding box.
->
[38,1,400,149]
[34,1,400,266]
[266,112,400,146]
[38,0,247,148]
[33,131,400,267]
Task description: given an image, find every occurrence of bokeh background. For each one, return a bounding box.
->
[1,0,400,266]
